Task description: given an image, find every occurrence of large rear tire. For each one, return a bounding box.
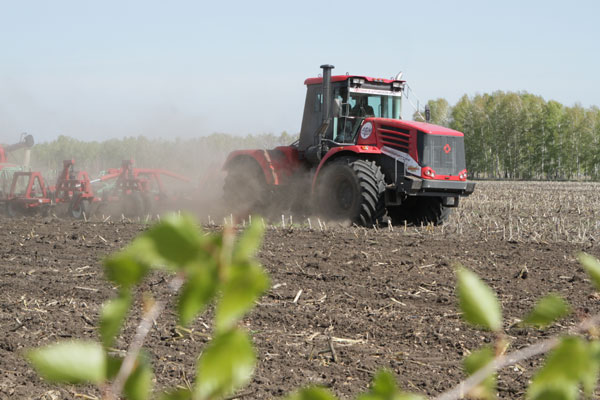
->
[387,196,451,226]
[316,159,385,227]
[223,158,268,218]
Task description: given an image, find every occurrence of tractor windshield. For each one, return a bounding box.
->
[332,86,402,143]
[346,91,402,119]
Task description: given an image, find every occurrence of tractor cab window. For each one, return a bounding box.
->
[348,93,375,117]
[348,93,399,119]
[314,91,322,112]
[332,87,402,143]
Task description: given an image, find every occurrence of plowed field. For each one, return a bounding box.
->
[1,181,600,399]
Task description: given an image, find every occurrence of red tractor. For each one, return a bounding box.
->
[0,134,35,197]
[223,65,475,226]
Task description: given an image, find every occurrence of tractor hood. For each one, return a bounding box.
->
[355,118,467,180]
[369,119,463,137]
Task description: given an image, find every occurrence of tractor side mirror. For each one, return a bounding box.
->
[332,98,342,118]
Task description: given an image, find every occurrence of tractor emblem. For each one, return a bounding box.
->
[443,144,451,154]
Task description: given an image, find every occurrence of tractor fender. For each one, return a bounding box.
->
[224,150,276,185]
[311,145,382,192]
[224,147,301,186]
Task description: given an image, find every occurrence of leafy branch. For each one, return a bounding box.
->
[28,214,268,400]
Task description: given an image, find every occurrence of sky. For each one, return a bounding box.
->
[0,0,598,143]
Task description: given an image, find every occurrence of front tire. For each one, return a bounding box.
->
[316,159,385,227]
[387,196,451,226]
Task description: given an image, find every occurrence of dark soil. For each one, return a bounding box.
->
[1,204,599,398]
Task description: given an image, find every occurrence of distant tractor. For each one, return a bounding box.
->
[223,65,475,226]
[0,134,35,198]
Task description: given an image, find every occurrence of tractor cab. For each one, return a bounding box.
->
[333,80,404,144]
[298,68,404,162]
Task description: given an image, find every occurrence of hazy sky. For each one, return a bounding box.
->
[1,0,598,143]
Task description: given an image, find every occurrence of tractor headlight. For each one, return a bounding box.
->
[360,122,373,140]
[423,167,436,178]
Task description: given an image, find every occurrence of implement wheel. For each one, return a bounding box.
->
[316,159,385,227]
[223,158,268,218]
[6,200,19,217]
[122,192,144,218]
[387,196,451,226]
[69,194,90,219]
[141,193,154,216]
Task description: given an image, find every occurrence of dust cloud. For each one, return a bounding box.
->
[0,129,296,222]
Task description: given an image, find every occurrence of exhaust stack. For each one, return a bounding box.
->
[320,64,334,122]
[302,64,335,165]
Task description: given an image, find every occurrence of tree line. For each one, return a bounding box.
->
[15,132,295,180]
[6,91,599,181]
[419,92,600,180]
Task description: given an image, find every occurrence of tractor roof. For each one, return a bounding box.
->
[304,75,405,85]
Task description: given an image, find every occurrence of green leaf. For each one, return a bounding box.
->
[579,253,600,290]
[99,290,131,347]
[528,381,578,400]
[105,355,122,380]
[286,387,340,400]
[463,347,496,400]
[582,341,600,397]
[195,328,256,400]
[523,294,570,328]
[178,260,219,326]
[357,370,424,400]
[126,235,163,267]
[370,370,399,395]
[215,261,270,332]
[456,267,502,331]
[124,352,154,400]
[104,250,149,289]
[232,220,264,264]
[143,214,203,267]
[159,389,192,400]
[27,341,106,384]
[528,337,593,399]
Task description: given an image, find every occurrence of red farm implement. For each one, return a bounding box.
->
[51,159,95,218]
[93,160,192,217]
[1,160,92,218]
[2,171,52,217]
[0,157,193,219]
